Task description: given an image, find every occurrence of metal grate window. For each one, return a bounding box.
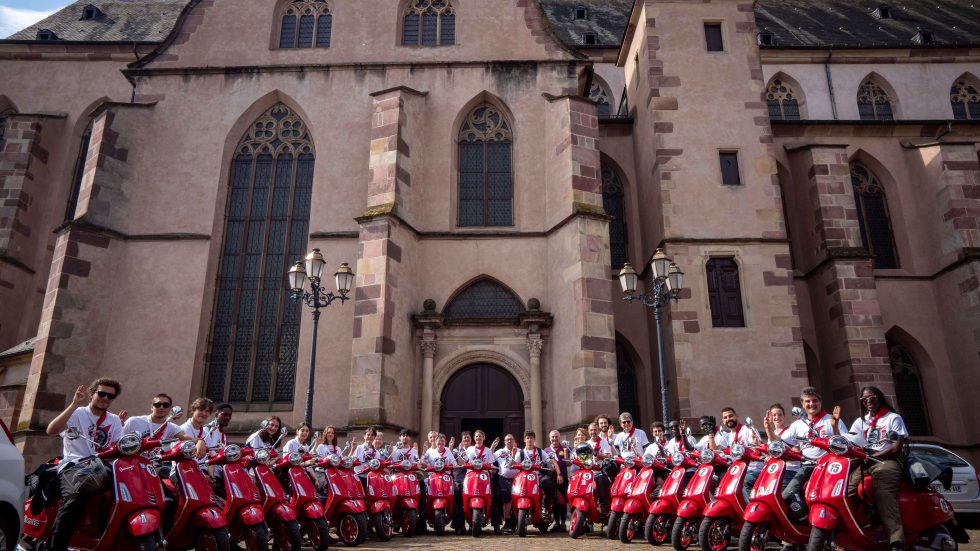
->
[857,80,894,121]
[601,163,628,269]
[205,103,314,406]
[950,77,980,120]
[403,0,455,46]
[278,0,331,49]
[851,163,899,269]
[443,279,524,321]
[706,258,745,327]
[457,103,513,227]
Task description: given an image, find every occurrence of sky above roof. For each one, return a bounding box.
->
[0,1,71,38]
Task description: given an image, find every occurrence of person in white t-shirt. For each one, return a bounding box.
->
[464,430,496,465]
[779,387,846,502]
[123,392,205,462]
[696,416,726,450]
[390,429,420,463]
[847,386,909,551]
[245,416,283,450]
[312,425,342,458]
[45,378,125,551]
[663,420,699,455]
[587,422,612,457]
[424,433,457,467]
[283,423,314,455]
[492,434,519,532]
[179,399,230,489]
[612,412,649,455]
[715,407,763,501]
[351,426,378,458]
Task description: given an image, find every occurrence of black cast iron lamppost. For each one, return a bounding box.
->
[617,248,685,424]
[288,248,355,426]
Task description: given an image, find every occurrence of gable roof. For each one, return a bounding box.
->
[6,0,187,42]
[539,0,633,48]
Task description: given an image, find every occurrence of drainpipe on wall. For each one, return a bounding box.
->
[824,47,838,120]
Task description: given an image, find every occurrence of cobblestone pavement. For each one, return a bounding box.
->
[319,526,980,551]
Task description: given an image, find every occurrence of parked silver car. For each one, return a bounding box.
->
[0,419,24,551]
[910,443,980,514]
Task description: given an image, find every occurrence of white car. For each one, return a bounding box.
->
[0,419,24,550]
[910,443,980,514]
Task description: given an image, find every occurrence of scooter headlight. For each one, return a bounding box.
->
[179,440,196,459]
[255,449,270,465]
[342,456,353,469]
[828,436,849,455]
[289,452,303,466]
[224,444,242,462]
[369,458,381,471]
[434,459,445,470]
[671,452,685,467]
[522,459,533,471]
[401,459,412,470]
[119,434,142,456]
[329,454,342,467]
[700,449,715,464]
[730,444,745,460]
[472,459,483,470]
[767,441,786,458]
[642,454,655,468]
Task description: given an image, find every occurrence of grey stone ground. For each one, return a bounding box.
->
[316,524,980,550]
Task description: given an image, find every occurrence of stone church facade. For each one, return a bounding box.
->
[0,0,977,466]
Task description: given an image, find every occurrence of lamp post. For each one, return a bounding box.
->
[617,248,685,424]
[288,248,355,426]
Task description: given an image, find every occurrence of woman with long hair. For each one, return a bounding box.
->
[313,425,341,457]
[283,422,313,454]
[246,415,282,449]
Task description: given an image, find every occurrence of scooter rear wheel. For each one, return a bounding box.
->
[472,509,485,538]
[672,516,697,551]
[737,521,770,551]
[401,509,418,538]
[646,513,673,545]
[517,509,529,538]
[304,516,330,551]
[607,511,622,540]
[569,509,588,539]
[195,527,232,551]
[242,523,270,551]
[699,516,731,551]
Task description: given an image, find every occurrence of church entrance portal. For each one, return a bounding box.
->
[440,363,524,446]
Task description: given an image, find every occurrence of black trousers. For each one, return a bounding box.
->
[48,463,105,551]
[554,479,569,524]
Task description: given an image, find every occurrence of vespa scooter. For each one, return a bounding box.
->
[160,439,230,550]
[512,457,553,537]
[620,453,667,543]
[388,457,422,537]
[608,453,643,539]
[646,449,699,545]
[461,457,496,537]
[249,447,302,551]
[208,444,269,551]
[273,447,330,551]
[738,440,809,551]
[317,452,368,547]
[698,442,759,551]
[358,458,394,541]
[567,455,604,538]
[424,458,455,536]
[672,447,730,551]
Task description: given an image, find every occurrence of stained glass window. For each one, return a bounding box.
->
[589,83,611,118]
[458,103,513,227]
[601,163,628,269]
[766,77,801,120]
[443,278,524,322]
[857,80,894,121]
[278,0,331,49]
[851,163,899,269]
[403,0,454,46]
[206,103,314,405]
[950,76,980,120]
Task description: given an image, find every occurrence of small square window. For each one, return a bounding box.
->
[575,6,588,20]
[719,151,741,186]
[36,29,59,41]
[82,6,100,20]
[913,31,934,45]
[757,32,774,46]
[704,23,724,52]
[873,5,892,19]
[583,33,597,45]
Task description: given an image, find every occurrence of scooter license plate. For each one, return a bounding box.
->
[931,483,962,493]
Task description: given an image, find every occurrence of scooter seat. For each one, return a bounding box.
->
[857,475,874,500]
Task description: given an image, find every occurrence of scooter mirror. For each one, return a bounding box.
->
[170,405,183,418]
[561,440,570,450]
[65,427,81,440]
[685,427,692,436]
[791,407,804,417]
[260,419,269,429]
[313,431,321,440]
[280,426,288,435]
[745,417,753,426]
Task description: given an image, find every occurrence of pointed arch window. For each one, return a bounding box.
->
[443,278,524,323]
[403,0,455,47]
[601,163,628,269]
[0,109,13,150]
[278,0,332,49]
[766,77,801,120]
[950,77,980,120]
[857,80,894,121]
[589,83,611,118]
[205,103,315,405]
[65,121,93,221]
[458,103,513,227]
[888,339,930,436]
[851,163,899,269]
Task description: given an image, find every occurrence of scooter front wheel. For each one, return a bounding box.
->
[646,513,673,545]
[516,509,529,537]
[273,519,303,551]
[401,509,418,538]
[371,511,392,542]
[607,511,622,540]
[806,526,832,551]
[337,513,367,547]
[195,527,232,551]
[304,516,330,551]
[432,509,447,536]
[472,509,485,538]
[242,523,270,551]
[737,521,770,551]
[569,509,588,539]
[699,516,732,551]
[619,513,638,543]
[133,534,161,551]
[672,516,697,551]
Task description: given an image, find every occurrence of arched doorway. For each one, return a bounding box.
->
[440,363,524,445]
[616,335,641,422]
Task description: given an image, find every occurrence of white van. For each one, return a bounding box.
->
[0,419,23,551]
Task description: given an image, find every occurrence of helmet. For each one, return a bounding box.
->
[575,443,592,460]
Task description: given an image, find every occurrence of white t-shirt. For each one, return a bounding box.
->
[644,441,664,457]
[663,435,698,455]
[850,410,908,452]
[697,431,726,450]
[355,445,381,463]
[613,429,650,454]
[180,420,225,468]
[465,445,495,465]
[60,407,123,472]
[314,443,342,457]
[390,445,419,463]
[495,448,518,478]
[246,431,278,450]
[425,447,457,467]
[588,437,612,456]
[515,446,549,467]
[283,438,312,454]
[716,424,757,448]
[782,412,848,460]
[123,415,184,441]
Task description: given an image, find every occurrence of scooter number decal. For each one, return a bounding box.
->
[728,465,741,476]
[583,473,591,481]
[641,471,650,479]
[480,473,488,481]
[671,470,682,479]
[767,463,779,474]
[828,462,843,475]
[443,475,451,482]
[940,499,949,513]
[527,474,536,481]
[624,472,633,480]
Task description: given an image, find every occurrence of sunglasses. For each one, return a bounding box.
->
[621,420,633,425]
[95,391,116,400]
[153,402,172,409]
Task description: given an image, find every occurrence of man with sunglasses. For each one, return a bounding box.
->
[123,393,206,456]
[611,412,649,455]
[45,378,125,551]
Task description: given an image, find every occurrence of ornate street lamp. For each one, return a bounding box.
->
[288,248,354,426]
[618,248,685,424]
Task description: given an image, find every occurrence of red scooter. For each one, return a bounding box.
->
[512,457,553,537]
[739,440,809,551]
[608,454,642,539]
[160,439,230,551]
[803,434,961,551]
[567,456,604,538]
[208,444,269,551]
[424,458,455,536]
[461,457,496,537]
[273,449,330,551]
[698,443,757,551]
[673,448,730,551]
[21,431,167,551]
[647,450,699,545]
[247,448,302,551]
[620,453,667,543]
[317,453,368,546]
[358,458,394,541]
[389,458,422,537]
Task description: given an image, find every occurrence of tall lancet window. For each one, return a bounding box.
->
[278,0,332,49]
[458,103,513,227]
[206,103,315,405]
[403,0,455,46]
[857,80,894,121]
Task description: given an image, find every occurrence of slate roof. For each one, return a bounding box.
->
[755,0,980,48]
[539,0,633,48]
[0,337,35,360]
[6,0,186,42]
